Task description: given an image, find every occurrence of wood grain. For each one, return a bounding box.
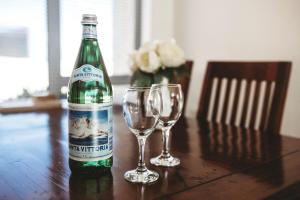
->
[0,108,299,199]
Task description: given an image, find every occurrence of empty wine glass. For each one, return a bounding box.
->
[122,87,161,184]
[150,84,183,167]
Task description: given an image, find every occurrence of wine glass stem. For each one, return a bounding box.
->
[137,137,147,172]
[162,127,171,158]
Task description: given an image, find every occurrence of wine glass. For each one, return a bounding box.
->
[150,84,183,167]
[122,87,161,184]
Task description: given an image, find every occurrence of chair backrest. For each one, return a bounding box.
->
[197,61,291,133]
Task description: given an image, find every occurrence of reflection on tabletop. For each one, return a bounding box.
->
[198,121,284,186]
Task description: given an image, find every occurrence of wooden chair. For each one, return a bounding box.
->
[197,61,291,185]
[167,60,193,114]
[197,61,291,134]
[178,60,193,113]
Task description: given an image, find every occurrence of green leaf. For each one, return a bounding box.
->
[153,72,164,84]
[130,64,190,87]
[130,70,154,87]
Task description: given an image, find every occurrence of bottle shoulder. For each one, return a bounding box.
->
[69,32,112,104]
[73,41,109,78]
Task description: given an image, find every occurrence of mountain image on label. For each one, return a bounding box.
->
[67,14,113,175]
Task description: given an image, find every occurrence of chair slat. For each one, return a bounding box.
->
[221,79,232,123]
[230,79,241,125]
[240,80,251,128]
[249,81,261,129]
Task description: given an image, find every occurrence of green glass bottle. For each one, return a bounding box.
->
[68,14,113,175]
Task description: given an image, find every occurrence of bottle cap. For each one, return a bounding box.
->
[81,14,98,25]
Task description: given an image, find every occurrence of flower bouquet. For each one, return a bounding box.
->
[129,39,189,87]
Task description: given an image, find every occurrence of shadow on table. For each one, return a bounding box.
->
[172,118,190,154]
[264,181,300,200]
[198,121,284,187]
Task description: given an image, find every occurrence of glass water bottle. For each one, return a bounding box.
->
[68,14,113,175]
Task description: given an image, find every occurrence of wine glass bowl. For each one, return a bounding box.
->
[122,87,161,184]
[150,84,184,167]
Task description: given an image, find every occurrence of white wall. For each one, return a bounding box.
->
[173,0,300,137]
[141,0,175,42]
[143,0,300,137]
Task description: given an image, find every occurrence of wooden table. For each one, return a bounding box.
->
[0,108,300,199]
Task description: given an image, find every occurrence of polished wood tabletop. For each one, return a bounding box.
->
[0,107,300,200]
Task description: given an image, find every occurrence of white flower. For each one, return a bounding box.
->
[135,50,161,73]
[140,40,159,52]
[129,39,186,73]
[157,39,185,67]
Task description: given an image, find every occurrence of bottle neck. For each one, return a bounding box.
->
[82,24,97,39]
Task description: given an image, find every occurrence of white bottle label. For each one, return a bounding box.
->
[82,26,97,39]
[70,64,104,85]
[68,103,113,161]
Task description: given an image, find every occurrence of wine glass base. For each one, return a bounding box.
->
[124,169,159,184]
[150,155,180,167]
